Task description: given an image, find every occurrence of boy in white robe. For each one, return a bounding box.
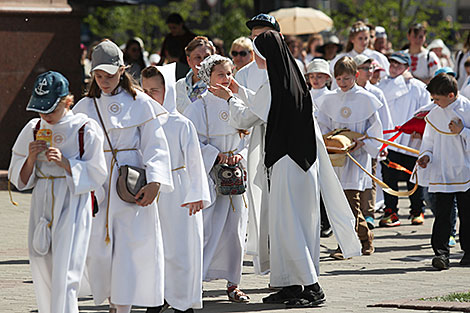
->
[316,56,383,258]
[417,73,470,269]
[353,54,394,229]
[141,63,211,313]
[184,55,250,303]
[377,51,431,227]
[8,71,108,313]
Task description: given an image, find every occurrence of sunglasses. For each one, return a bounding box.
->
[231,50,249,57]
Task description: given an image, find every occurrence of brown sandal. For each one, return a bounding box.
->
[227,287,250,303]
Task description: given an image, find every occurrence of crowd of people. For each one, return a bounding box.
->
[9,10,470,313]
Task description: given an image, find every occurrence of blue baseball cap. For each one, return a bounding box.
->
[26,71,69,114]
[389,51,411,66]
[246,13,280,32]
[434,66,456,77]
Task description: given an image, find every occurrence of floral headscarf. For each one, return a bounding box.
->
[197,54,233,86]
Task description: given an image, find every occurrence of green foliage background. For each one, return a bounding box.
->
[84,0,253,54]
[328,0,460,50]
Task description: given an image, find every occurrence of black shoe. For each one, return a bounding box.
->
[146,300,169,313]
[460,253,470,266]
[262,285,302,304]
[285,286,326,308]
[174,309,194,313]
[432,255,450,270]
[320,227,333,238]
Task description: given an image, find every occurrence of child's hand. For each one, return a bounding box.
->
[228,154,243,165]
[228,79,240,94]
[28,140,48,162]
[217,153,229,164]
[349,138,365,153]
[417,155,430,168]
[449,118,464,134]
[135,182,160,207]
[209,84,233,101]
[182,200,204,216]
[410,131,422,139]
[46,147,71,173]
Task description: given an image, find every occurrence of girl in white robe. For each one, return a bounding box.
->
[8,71,108,313]
[210,30,361,308]
[72,40,173,313]
[184,55,250,302]
[141,63,211,313]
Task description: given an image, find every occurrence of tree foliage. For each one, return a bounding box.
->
[83,0,253,54]
[328,0,459,50]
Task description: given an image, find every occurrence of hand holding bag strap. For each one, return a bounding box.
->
[92,97,120,168]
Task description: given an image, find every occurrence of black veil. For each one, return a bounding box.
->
[254,30,317,172]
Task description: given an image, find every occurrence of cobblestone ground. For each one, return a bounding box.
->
[1,190,469,313]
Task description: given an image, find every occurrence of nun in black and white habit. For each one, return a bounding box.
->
[211,30,361,307]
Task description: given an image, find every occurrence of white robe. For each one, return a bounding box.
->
[73,90,173,307]
[316,85,384,191]
[418,96,470,193]
[229,82,361,286]
[156,63,211,311]
[234,63,271,274]
[184,91,249,285]
[8,112,108,313]
[310,87,333,116]
[378,75,431,156]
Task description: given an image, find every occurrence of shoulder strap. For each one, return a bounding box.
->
[92,97,119,167]
[33,119,41,140]
[78,123,87,159]
[456,50,464,80]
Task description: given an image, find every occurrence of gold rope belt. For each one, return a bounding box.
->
[103,148,137,244]
[35,167,66,228]
[222,149,238,156]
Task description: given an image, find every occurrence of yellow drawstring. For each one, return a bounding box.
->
[35,167,65,229]
[8,179,18,206]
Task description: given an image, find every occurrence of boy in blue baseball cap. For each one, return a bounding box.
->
[8,71,107,313]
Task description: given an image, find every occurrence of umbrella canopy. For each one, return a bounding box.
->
[269,7,333,35]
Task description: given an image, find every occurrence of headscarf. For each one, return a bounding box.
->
[197,54,233,85]
[254,30,317,171]
[157,62,177,113]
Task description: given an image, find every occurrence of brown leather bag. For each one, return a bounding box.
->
[93,98,147,203]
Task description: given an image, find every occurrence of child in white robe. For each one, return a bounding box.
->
[316,56,383,258]
[8,71,108,313]
[377,51,431,227]
[305,58,333,115]
[417,73,470,269]
[141,64,211,313]
[73,40,173,313]
[184,55,250,303]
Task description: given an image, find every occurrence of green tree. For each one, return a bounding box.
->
[328,0,459,50]
[83,0,253,54]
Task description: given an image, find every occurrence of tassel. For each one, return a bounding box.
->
[8,179,18,206]
[105,224,110,245]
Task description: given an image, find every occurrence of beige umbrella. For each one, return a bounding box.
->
[269,7,333,35]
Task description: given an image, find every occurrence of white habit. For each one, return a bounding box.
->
[157,63,211,311]
[8,112,108,313]
[184,91,249,285]
[229,81,361,287]
[73,90,173,307]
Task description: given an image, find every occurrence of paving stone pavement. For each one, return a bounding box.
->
[1,190,469,313]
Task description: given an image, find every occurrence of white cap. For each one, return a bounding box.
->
[91,40,125,75]
[353,54,374,67]
[149,53,161,65]
[306,59,332,78]
[375,26,387,39]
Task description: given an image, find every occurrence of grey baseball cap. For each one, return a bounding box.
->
[353,54,374,67]
[91,40,124,75]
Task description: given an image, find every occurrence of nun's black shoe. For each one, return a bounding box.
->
[262,285,302,304]
[432,255,449,270]
[284,288,326,308]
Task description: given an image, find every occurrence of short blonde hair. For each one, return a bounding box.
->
[230,37,253,52]
[334,56,357,77]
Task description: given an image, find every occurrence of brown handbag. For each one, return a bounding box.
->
[93,98,147,203]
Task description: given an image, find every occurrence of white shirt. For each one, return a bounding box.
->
[405,48,440,82]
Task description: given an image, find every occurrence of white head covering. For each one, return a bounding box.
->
[428,38,451,57]
[156,62,177,113]
[306,58,332,78]
[197,54,232,85]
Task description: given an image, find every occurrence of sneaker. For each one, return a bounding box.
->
[365,216,375,230]
[263,285,302,304]
[329,247,345,260]
[449,236,457,247]
[410,212,424,225]
[432,255,450,270]
[320,227,333,238]
[379,208,401,227]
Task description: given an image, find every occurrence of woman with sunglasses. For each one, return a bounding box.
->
[230,37,254,74]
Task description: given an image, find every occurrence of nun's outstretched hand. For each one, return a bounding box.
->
[209,83,233,101]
